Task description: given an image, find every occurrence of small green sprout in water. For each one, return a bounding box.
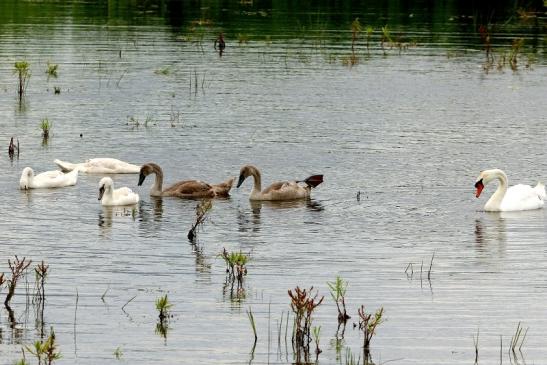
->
[40,118,52,139]
[14,61,30,101]
[155,294,172,321]
[312,326,322,355]
[46,62,58,77]
[365,25,374,51]
[221,248,248,279]
[327,276,350,323]
[237,33,249,44]
[114,347,123,360]
[350,18,362,53]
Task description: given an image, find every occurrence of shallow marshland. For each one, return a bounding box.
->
[1,1,547,364]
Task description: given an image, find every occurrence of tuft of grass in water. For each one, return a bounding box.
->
[154,66,171,75]
[40,118,52,139]
[221,248,249,288]
[25,328,62,364]
[312,326,322,355]
[357,305,384,354]
[510,321,529,353]
[155,294,172,321]
[344,347,361,365]
[114,347,123,360]
[327,276,350,323]
[237,33,249,44]
[14,61,30,101]
[509,38,524,71]
[46,62,58,78]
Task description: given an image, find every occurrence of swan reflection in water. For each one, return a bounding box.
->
[237,199,324,233]
[98,206,138,236]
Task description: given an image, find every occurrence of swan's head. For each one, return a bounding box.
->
[19,167,34,190]
[98,177,113,200]
[475,169,504,198]
[138,163,159,186]
[237,165,259,188]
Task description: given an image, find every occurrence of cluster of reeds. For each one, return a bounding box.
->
[14,61,30,102]
[187,199,212,241]
[221,248,248,285]
[40,118,52,140]
[288,286,324,363]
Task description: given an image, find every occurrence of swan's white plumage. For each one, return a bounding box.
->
[19,167,79,189]
[98,177,139,206]
[55,158,140,174]
[475,169,545,212]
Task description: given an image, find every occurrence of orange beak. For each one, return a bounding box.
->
[475,180,484,198]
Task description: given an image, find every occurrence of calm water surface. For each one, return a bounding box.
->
[0,1,547,364]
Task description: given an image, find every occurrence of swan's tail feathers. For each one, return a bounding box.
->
[534,182,546,200]
[54,159,77,172]
[302,175,324,188]
[212,177,235,197]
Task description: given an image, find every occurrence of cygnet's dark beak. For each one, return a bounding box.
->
[138,171,146,186]
[236,174,245,188]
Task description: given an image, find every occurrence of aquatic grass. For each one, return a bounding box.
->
[510,322,528,353]
[46,62,58,78]
[237,33,249,44]
[246,307,257,343]
[26,328,62,364]
[221,248,249,282]
[311,326,321,355]
[40,118,52,139]
[14,61,30,101]
[327,276,350,323]
[288,286,324,363]
[114,347,123,360]
[154,66,171,76]
[509,38,524,71]
[365,25,373,52]
[188,200,212,242]
[344,347,360,365]
[357,305,384,354]
[155,294,172,321]
[350,18,362,53]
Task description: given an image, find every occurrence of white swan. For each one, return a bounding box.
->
[55,158,140,174]
[19,167,79,190]
[98,177,140,206]
[474,169,545,212]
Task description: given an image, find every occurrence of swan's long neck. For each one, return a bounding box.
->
[485,170,508,211]
[150,165,164,197]
[250,168,262,195]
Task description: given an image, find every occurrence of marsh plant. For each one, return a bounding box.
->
[40,119,52,139]
[288,286,324,363]
[9,137,20,160]
[14,61,30,101]
[5,256,32,307]
[381,25,393,53]
[312,326,322,355]
[46,62,58,78]
[328,276,350,323]
[357,305,384,355]
[221,248,249,285]
[34,261,49,302]
[26,328,62,365]
[155,294,172,322]
[187,199,212,241]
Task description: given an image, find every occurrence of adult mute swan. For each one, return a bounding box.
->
[54,158,140,174]
[19,167,79,190]
[138,163,234,198]
[474,169,545,212]
[236,165,323,201]
[98,177,139,206]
